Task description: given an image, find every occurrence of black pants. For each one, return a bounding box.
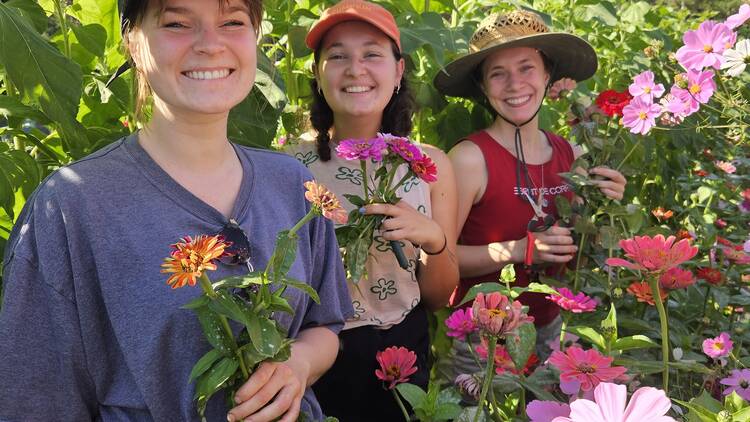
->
[313,305,430,422]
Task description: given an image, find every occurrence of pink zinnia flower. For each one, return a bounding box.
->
[722,246,750,264]
[551,382,675,422]
[675,20,734,70]
[471,292,534,337]
[546,288,597,313]
[725,4,750,30]
[621,97,661,135]
[714,160,737,174]
[605,234,699,274]
[527,400,571,422]
[304,181,349,224]
[410,155,438,183]
[628,71,665,103]
[381,133,422,162]
[374,346,418,390]
[703,332,733,359]
[336,137,388,161]
[720,369,750,400]
[548,347,628,392]
[685,70,716,103]
[444,308,476,340]
[658,267,695,289]
[662,86,700,117]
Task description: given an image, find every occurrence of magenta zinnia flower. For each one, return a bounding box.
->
[410,155,438,183]
[703,332,733,359]
[675,20,734,70]
[714,160,737,174]
[628,71,665,103]
[621,97,661,135]
[335,137,388,161]
[684,70,716,103]
[374,346,418,390]
[725,4,750,30]
[527,400,571,422]
[605,234,698,274]
[546,288,597,313]
[721,369,750,400]
[471,292,534,337]
[658,267,695,289]
[444,308,476,340]
[381,133,422,162]
[548,347,627,392]
[551,382,675,422]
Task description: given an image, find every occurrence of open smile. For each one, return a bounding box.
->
[343,85,374,93]
[504,95,532,106]
[182,68,234,81]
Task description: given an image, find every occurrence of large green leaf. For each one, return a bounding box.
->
[188,348,225,382]
[267,230,298,282]
[395,383,426,409]
[506,323,536,371]
[70,23,107,57]
[6,0,47,33]
[0,95,51,123]
[194,356,239,418]
[284,277,321,304]
[68,0,120,49]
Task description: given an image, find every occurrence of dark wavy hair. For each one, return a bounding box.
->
[310,41,415,161]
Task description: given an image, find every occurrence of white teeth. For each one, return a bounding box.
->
[185,69,230,80]
[344,86,371,93]
[506,95,531,105]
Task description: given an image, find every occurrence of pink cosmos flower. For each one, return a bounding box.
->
[548,347,628,392]
[605,234,699,274]
[628,71,665,103]
[410,155,438,183]
[336,137,388,161]
[745,239,750,253]
[685,70,716,104]
[381,133,422,162]
[658,267,695,289]
[662,86,700,117]
[714,160,737,174]
[444,308,476,340]
[551,382,675,422]
[725,4,750,29]
[546,288,597,313]
[703,332,733,359]
[548,78,577,100]
[675,20,734,70]
[374,346,418,390]
[621,97,661,135]
[527,400,571,422]
[720,369,750,400]
[471,292,534,337]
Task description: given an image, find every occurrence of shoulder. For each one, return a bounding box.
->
[236,144,315,185]
[420,144,450,169]
[448,139,485,170]
[279,136,321,168]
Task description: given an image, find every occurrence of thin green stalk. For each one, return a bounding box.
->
[288,208,316,237]
[518,376,526,416]
[198,274,250,379]
[607,215,615,293]
[53,0,71,58]
[474,336,497,422]
[701,285,712,319]
[573,233,587,293]
[424,0,430,12]
[391,389,410,422]
[647,276,670,392]
[3,74,16,98]
[559,315,569,351]
[361,161,369,201]
[615,137,642,171]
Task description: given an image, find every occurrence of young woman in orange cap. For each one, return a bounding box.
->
[285,1,459,420]
[434,10,627,374]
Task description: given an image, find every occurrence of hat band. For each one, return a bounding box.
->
[470,26,549,53]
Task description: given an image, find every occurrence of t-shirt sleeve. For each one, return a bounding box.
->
[0,186,97,420]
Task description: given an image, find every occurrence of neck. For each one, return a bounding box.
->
[488,116,543,149]
[331,112,383,142]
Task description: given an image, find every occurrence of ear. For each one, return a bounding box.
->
[127,30,142,70]
[395,57,405,83]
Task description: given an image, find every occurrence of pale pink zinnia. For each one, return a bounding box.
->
[471,292,534,337]
[684,70,716,104]
[335,137,388,161]
[725,4,750,30]
[551,382,675,422]
[702,332,733,359]
[621,97,661,135]
[527,400,571,422]
[714,160,737,174]
[546,288,597,313]
[444,308,476,340]
[658,267,695,289]
[548,347,628,392]
[628,71,665,103]
[605,234,698,274]
[675,20,734,70]
[374,346,418,390]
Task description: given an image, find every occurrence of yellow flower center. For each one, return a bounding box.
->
[638,111,647,120]
[386,365,401,378]
[488,309,507,319]
[714,342,725,350]
[689,84,701,95]
[644,87,651,93]
[703,45,713,53]
[576,363,597,374]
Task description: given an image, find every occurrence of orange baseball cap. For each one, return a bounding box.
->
[305,0,401,51]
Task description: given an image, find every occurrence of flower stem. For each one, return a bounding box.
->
[647,276,669,392]
[615,137,642,171]
[361,161,369,201]
[474,336,497,422]
[559,315,569,351]
[53,0,71,58]
[573,233,587,293]
[391,389,410,422]
[199,274,249,379]
[288,209,316,237]
[702,285,712,319]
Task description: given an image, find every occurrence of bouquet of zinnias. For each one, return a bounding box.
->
[334,133,438,282]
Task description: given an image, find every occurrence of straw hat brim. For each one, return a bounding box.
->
[434,32,597,99]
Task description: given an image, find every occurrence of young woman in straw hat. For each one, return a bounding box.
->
[284,0,459,419]
[0,1,353,421]
[434,10,626,371]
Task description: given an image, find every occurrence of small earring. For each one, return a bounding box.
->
[395,84,401,95]
[317,85,323,96]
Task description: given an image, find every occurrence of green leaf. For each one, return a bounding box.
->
[267,293,295,314]
[0,95,51,123]
[70,23,107,57]
[181,295,210,310]
[725,391,748,413]
[517,375,557,402]
[284,277,321,304]
[457,282,505,306]
[267,230,298,282]
[566,326,605,350]
[188,348,224,382]
[432,402,463,421]
[343,236,371,282]
[674,395,720,422]
[212,272,267,290]
[599,225,620,249]
[574,218,598,235]
[555,195,573,219]
[342,194,365,208]
[195,307,236,356]
[68,0,120,49]
[601,303,618,346]
[506,323,536,371]
[395,383,427,409]
[612,335,659,351]
[207,291,250,325]
[244,313,283,358]
[525,283,559,296]
[194,356,239,417]
[579,2,618,26]
[6,0,47,33]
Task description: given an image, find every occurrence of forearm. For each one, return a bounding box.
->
[417,246,460,311]
[456,239,524,278]
[289,326,340,387]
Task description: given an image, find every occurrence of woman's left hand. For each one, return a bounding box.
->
[589,166,627,201]
[227,357,309,422]
[364,201,445,253]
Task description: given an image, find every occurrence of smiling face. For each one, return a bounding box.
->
[128,0,257,118]
[315,20,404,124]
[480,46,551,124]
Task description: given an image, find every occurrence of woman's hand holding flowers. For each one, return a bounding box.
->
[364,200,445,254]
[588,166,627,201]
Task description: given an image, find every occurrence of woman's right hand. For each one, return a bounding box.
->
[524,225,577,264]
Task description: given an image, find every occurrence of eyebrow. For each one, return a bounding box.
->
[487,58,534,71]
[162,5,249,15]
[324,40,387,50]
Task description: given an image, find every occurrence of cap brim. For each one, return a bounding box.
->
[434,33,597,99]
[305,12,400,50]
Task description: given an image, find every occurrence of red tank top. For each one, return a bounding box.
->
[449,130,575,326]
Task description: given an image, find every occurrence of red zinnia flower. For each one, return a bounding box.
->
[410,155,438,183]
[651,207,674,222]
[595,89,633,117]
[659,267,695,289]
[627,281,668,305]
[548,346,628,392]
[697,267,724,285]
[161,235,229,289]
[375,346,418,390]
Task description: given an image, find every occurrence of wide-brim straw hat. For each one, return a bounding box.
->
[434,10,598,99]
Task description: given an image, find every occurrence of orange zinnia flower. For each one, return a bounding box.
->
[651,207,674,222]
[627,281,668,305]
[161,235,229,289]
[304,181,348,224]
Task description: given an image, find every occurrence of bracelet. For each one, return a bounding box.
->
[423,233,447,255]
